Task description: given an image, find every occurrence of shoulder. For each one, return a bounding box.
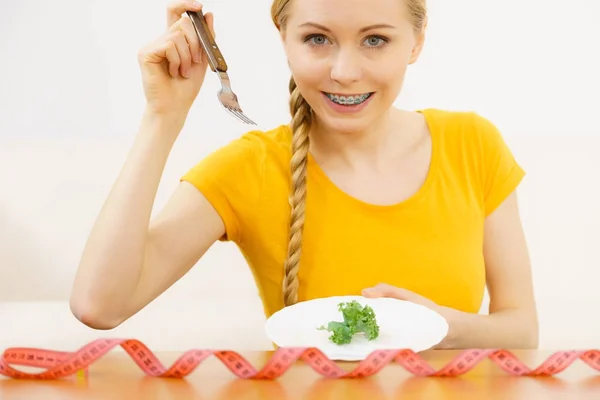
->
[238,123,293,150]
[185,123,292,175]
[180,123,293,243]
[420,108,508,152]
[181,123,294,203]
[215,123,292,160]
[419,108,524,215]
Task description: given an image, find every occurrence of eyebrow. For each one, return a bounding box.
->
[298,22,396,33]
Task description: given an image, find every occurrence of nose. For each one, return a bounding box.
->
[329,48,362,85]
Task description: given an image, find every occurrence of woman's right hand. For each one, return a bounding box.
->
[138,0,215,116]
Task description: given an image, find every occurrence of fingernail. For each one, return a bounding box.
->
[192,1,202,8]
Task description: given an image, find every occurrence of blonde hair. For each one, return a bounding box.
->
[271,0,427,306]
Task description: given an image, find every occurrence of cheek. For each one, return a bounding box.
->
[287,42,336,85]
[289,55,325,85]
[368,61,409,93]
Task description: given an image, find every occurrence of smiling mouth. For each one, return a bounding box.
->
[323,92,374,106]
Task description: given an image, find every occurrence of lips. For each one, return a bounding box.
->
[320,91,376,114]
[323,92,373,105]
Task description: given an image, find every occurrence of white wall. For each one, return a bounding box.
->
[1,0,599,352]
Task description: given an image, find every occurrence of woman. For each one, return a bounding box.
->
[69,0,539,349]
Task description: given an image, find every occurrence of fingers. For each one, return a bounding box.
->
[362,283,400,298]
[139,1,215,79]
[362,284,440,310]
[166,6,215,77]
[362,283,417,300]
[138,33,180,78]
[168,31,188,78]
[170,15,202,64]
[166,0,203,28]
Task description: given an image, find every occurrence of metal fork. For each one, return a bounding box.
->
[186,10,256,125]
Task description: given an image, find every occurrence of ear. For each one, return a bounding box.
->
[408,17,427,64]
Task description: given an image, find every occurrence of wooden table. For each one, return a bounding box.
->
[1,350,599,399]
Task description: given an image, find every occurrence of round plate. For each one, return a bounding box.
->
[265,295,449,361]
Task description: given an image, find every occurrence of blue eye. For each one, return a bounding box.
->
[307,34,329,45]
[364,36,387,47]
[303,33,389,50]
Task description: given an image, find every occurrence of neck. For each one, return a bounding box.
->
[308,109,403,169]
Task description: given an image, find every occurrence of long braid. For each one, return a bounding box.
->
[282,76,312,306]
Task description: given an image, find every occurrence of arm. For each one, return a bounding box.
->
[70,0,224,330]
[439,190,539,349]
[363,191,538,349]
[69,110,225,330]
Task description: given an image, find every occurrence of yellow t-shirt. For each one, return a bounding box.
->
[181,108,525,318]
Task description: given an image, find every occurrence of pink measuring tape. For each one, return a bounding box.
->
[1,338,599,380]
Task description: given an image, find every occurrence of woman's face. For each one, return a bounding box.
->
[281,0,426,134]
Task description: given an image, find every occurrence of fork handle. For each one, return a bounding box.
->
[186,10,228,72]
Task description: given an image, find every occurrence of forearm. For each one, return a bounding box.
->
[70,109,185,326]
[437,306,539,350]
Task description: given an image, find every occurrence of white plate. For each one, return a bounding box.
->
[265,295,449,361]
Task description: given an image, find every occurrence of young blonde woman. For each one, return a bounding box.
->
[70,0,539,350]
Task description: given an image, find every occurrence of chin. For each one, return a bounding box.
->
[317,116,373,135]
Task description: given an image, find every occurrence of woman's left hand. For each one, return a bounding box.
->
[362,283,441,310]
[362,283,456,348]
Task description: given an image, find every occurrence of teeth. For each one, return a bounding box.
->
[326,93,371,105]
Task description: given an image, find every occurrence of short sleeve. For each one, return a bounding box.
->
[471,113,526,216]
[180,132,265,243]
